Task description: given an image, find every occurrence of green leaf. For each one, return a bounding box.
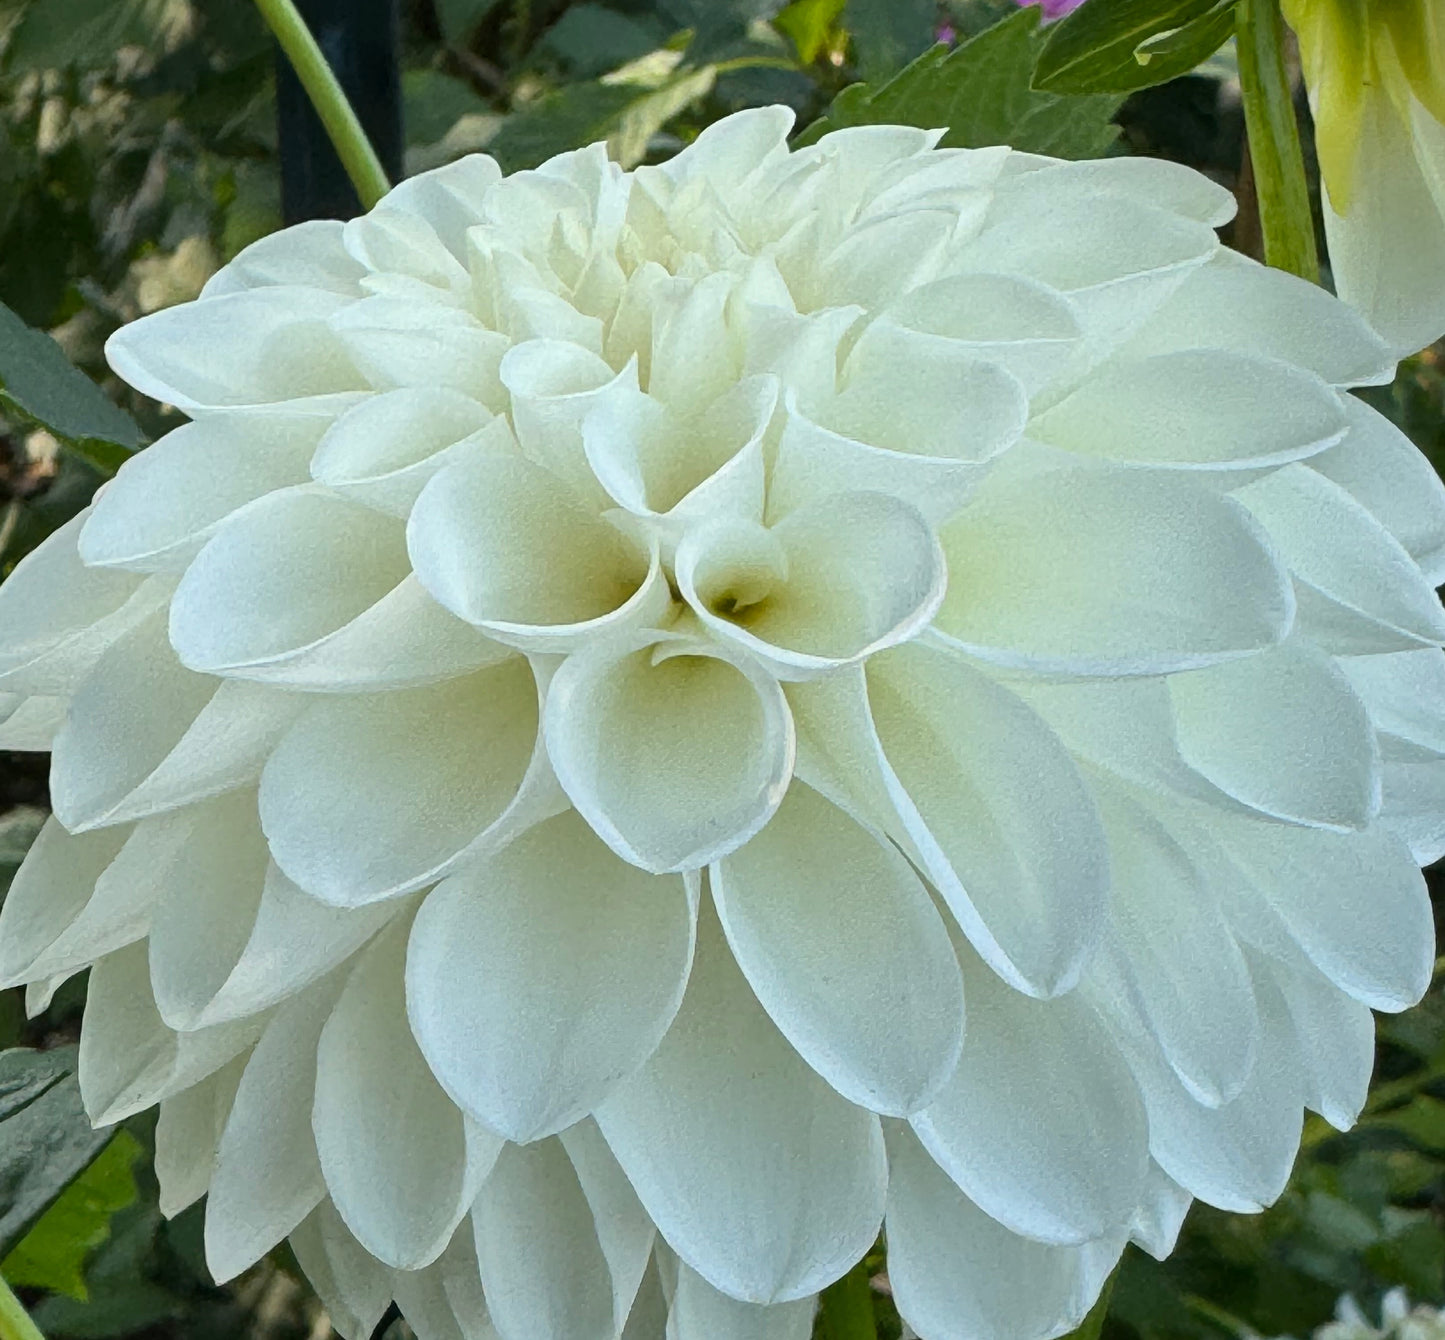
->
[0,1047,115,1259]
[1364,1094,1445,1150]
[774,0,846,64]
[1033,0,1235,94]
[3,0,186,73]
[403,68,490,146]
[608,65,718,167]
[845,0,938,79]
[3,1132,142,1301]
[539,4,663,77]
[797,8,1122,158]
[434,0,503,46]
[0,301,144,475]
[488,82,640,173]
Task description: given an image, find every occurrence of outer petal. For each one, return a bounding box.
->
[1029,350,1347,470]
[911,945,1149,1247]
[260,658,555,905]
[544,636,795,873]
[884,1124,1124,1340]
[667,1265,816,1340]
[1270,953,1376,1130]
[408,811,695,1143]
[313,919,503,1270]
[934,470,1296,676]
[711,782,964,1117]
[864,642,1110,999]
[1167,639,1379,831]
[1128,1165,1193,1261]
[78,405,343,572]
[289,1200,395,1340]
[106,286,366,410]
[201,219,366,297]
[204,977,342,1281]
[472,1140,617,1340]
[595,905,887,1305]
[154,1056,246,1217]
[1232,464,1445,652]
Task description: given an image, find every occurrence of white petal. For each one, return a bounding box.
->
[865,642,1109,998]
[1128,1164,1193,1261]
[1168,639,1379,831]
[408,811,695,1142]
[912,945,1148,1246]
[676,493,944,679]
[712,782,964,1116]
[1378,745,1445,862]
[437,1225,503,1340]
[1269,953,1375,1130]
[310,387,497,517]
[79,941,263,1125]
[1337,648,1445,753]
[408,446,666,653]
[0,817,130,987]
[106,286,366,410]
[1233,463,1445,652]
[313,919,502,1270]
[1120,246,1395,387]
[473,1140,617,1340]
[873,271,1084,396]
[78,406,342,572]
[544,635,795,873]
[0,512,152,696]
[1086,785,1260,1107]
[885,1124,1123,1340]
[201,220,366,297]
[1003,154,1236,226]
[205,977,342,1281]
[1031,350,1346,470]
[260,658,554,905]
[154,1055,246,1217]
[1206,810,1435,1012]
[668,1265,815,1340]
[377,154,502,261]
[1124,964,1304,1213]
[0,696,65,751]
[595,904,887,1305]
[934,470,1295,675]
[290,1200,395,1340]
[1310,396,1445,584]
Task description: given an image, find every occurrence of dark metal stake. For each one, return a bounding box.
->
[275,0,405,224]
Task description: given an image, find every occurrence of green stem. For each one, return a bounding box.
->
[1236,0,1319,282]
[818,1262,877,1340]
[0,1274,45,1340]
[252,0,391,210]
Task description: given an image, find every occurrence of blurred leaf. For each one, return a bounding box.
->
[489,81,639,172]
[1364,1094,1445,1150]
[3,1132,142,1300]
[540,4,662,77]
[4,0,186,73]
[1033,0,1234,93]
[435,0,503,46]
[403,68,490,145]
[0,807,46,896]
[774,0,846,63]
[608,64,718,166]
[797,8,1123,156]
[0,301,143,472]
[0,1047,114,1259]
[845,0,937,78]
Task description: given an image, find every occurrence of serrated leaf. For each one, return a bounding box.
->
[0,301,143,475]
[1033,0,1233,93]
[0,1047,114,1259]
[3,1132,142,1301]
[845,0,938,78]
[797,8,1122,157]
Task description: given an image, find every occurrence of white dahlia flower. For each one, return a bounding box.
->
[0,105,1441,1340]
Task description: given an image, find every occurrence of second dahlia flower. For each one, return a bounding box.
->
[0,106,1441,1340]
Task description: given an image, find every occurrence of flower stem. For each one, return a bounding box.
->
[0,1274,45,1340]
[253,0,391,211]
[818,1262,877,1340]
[1236,0,1319,283]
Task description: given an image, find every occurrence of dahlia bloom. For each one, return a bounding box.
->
[0,106,1441,1340]
[1282,0,1445,355]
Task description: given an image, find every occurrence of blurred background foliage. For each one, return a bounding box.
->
[0,0,1440,1337]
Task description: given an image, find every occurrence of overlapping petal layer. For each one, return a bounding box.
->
[0,106,1439,1340]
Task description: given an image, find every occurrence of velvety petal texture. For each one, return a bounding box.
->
[0,105,1436,1340]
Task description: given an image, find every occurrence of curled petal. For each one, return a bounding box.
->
[544,635,795,873]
